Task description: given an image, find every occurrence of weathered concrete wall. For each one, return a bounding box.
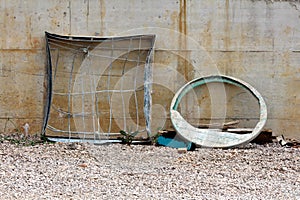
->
[0,0,300,139]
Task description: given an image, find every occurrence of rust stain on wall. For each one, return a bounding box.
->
[222,0,236,76]
[68,1,72,34]
[30,37,42,49]
[178,0,189,79]
[284,26,292,35]
[178,0,191,118]
[280,52,291,77]
[2,7,12,49]
[99,0,106,35]
[26,15,32,48]
[170,11,179,30]
[179,0,187,37]
[200,20,212,50]
[224,0,231,50]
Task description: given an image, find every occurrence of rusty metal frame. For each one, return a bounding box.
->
[43,32,155,142]
[170,75,267,148]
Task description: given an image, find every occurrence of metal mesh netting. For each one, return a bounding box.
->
[43,32,155,142]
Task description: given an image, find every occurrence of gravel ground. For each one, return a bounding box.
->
[0,140,299,200]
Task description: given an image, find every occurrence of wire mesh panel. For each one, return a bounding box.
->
[43,32,155,142]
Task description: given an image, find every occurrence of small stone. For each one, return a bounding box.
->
[78,163,88,168]
[177,148,187,154]
[281,166,288,171]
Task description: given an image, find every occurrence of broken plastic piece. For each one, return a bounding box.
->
[157,132,196,151]
[170,75,267,148]
[23,123,30,136]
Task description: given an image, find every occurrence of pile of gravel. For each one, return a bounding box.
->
[0,140,299,199]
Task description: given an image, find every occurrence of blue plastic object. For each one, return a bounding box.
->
[157,134,195,151]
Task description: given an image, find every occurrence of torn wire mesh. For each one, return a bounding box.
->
[43,32,155,142]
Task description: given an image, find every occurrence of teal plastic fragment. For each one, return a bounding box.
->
[157,135,196,151]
